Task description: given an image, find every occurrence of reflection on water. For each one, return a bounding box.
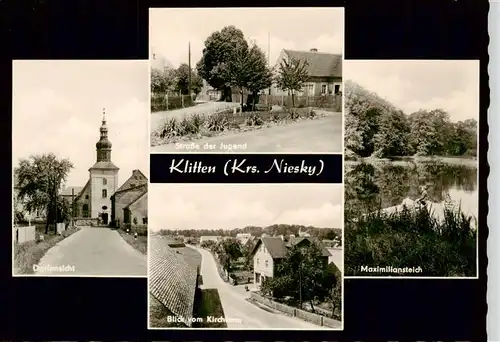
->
[345,160,478,218]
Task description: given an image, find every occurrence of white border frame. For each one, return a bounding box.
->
[342,59,480,281]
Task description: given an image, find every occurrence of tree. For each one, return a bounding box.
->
[264,242,337,312]
[275,57,309,108]
[245,45,273,110]
[175,63,203,96]
[15,153,73,234]
[216,239,243,275]
[150,67,177,94]
[197,26,249,102]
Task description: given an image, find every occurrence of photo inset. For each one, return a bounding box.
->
[343,60,479,278]
[148,184,343,329]
[12,60,149,277]
[149,7,344,153]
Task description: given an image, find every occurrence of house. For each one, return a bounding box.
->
[149,236,199,327]
[250,236,331,290]
[200,236,220,244]
[236,233,252,245]
[110,169,148,227]
[271,48,342,97]
[298,227,312,237]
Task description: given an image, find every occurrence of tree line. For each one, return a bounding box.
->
[152,25,313,109]
[158,224,342,242]
[345,80,478,159]
[151,63,204,96]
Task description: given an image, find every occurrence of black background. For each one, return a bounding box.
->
[2,0,488,340]
[150,154,343,183]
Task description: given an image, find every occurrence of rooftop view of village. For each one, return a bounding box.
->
[149,224,342,330]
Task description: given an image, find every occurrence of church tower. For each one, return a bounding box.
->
[88,109,119,224]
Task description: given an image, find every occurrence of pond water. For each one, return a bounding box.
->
[344,159,478,220]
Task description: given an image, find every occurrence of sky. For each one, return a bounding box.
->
[149,184,343,231]
[149,7,344,69]
[12,60,150,187]
[345,60,480,122]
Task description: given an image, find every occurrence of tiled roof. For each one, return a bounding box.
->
[149,237,198,327]
[251,237,289,259]
[282,49,342,78]
[123,188,147,209]
[88,161,119,170]
[116,170,148,193]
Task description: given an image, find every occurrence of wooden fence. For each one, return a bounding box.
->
[249,292,341,328]
[151,93,197,112]
[231,94,342,111]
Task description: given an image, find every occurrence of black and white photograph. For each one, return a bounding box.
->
[148,184,343,329]
[343,60,479,278]
[12,60,149,277]
[149,7,344,153]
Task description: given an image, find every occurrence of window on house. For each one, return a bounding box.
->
[102,189,107,198]
[321,84,327,94]
[103,178,107,185]
[82,204,89,218]
[257,258,260,265]
[85,195,89,200]
[265,260,268,268]
[334,84,341,94]
[308,83,314,94]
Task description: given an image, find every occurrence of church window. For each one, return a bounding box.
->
[102,189,107,198]
[82,204,89,218]
[103,178,107,185]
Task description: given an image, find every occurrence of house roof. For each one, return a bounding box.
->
[123,189,147,210]
[61,186,84,197]
[88,161,119,171]
[115,169,148,193]
[282,49,342,78]
[149,237,198,327]
[251,237,289,259]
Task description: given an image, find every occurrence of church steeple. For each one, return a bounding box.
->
[96,108,112,162]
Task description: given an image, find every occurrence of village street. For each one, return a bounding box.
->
[151,114,342,153]
[36,227,147,277]
[192,246,329,329]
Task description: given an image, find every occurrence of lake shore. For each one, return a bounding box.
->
[345,155,478,167]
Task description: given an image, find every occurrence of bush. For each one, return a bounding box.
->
[345,204,477,277]
[206,112,229,132]
[245,113,264,126]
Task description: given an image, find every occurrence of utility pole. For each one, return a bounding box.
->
[188,41,192,98]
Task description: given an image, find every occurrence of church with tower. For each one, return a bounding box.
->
[62,110,148,227]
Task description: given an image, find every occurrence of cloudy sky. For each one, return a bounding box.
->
[345,60,479,122]
[149,184,343,231]
[149,7,344,69]
[12,60,149,187]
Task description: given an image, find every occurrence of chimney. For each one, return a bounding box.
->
[310,48,318,52]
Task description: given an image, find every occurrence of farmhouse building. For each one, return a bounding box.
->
[236,233,253,245]
[61,112,148,227]
[200,236,220,244]
[271,48,342,97]
[250,236,331,289]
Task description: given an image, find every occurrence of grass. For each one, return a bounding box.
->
[117,228,147,255]
[192,288,227,328]
[345,204,477,277]
[13,224,80,275]
[151,107,326,146]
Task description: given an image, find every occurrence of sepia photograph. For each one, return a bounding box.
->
[343,60,479,278]
[148,184,343,329]
[12,60,149,277]
[149,7,344,153]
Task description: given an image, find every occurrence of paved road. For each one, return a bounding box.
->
[151,101,240,132]
[151,114,342,153]
[35,227,147,277]
[192,246,330,329]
